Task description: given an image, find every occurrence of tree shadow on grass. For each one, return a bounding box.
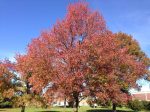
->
[36,110,60,112]
[86,109,133,112]
[0,110,6,111]
[36,111,59,112]
[36,110,70,112]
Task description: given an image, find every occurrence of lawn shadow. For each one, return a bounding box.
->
[86,109,133,112]
[0,110,6,111]
[36,111,59,112]
[36,110,70,112]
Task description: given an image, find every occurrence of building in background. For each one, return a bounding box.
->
[130,80,150,101]
[131,91,150,101]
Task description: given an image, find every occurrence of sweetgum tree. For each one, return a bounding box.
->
[16,2,148,112]
[16,3,107,112]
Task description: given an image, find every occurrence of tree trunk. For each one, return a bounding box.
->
[21,105,25,112]
[75,96,79,112]
[73,92,79,112]
[26,81,30,94]
[64,97,66,108]
[112,103,116,112]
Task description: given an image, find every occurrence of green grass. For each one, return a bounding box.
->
[0,107,149,112]
[0,107,48,112]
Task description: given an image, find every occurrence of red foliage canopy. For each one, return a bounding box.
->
[15,2,148,110]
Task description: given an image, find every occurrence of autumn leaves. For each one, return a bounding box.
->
[0,2,149,112]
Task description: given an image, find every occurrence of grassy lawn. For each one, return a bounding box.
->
[0,107,149,112]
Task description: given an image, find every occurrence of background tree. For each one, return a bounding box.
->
[0,60,15,108]
[115,32,149,67]
[115,32,150,80]
[105,32,149,111]
[82,31,148,112]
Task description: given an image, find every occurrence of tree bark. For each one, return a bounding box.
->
[64,97,66,108]
[75,96,79,112]
[26,81,31,94]
[112,103,116,112]
[73,92,79,112]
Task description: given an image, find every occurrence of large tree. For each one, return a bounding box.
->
[15,2,148,112]
[16,3,107,112]
[106,32,150,111]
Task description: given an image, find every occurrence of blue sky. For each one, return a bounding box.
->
[0,0,150,61]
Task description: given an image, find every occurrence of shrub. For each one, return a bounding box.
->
[0,101,12,108]
[117,103,123,108]
[141,101,150,110]
[128,100,143,111]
